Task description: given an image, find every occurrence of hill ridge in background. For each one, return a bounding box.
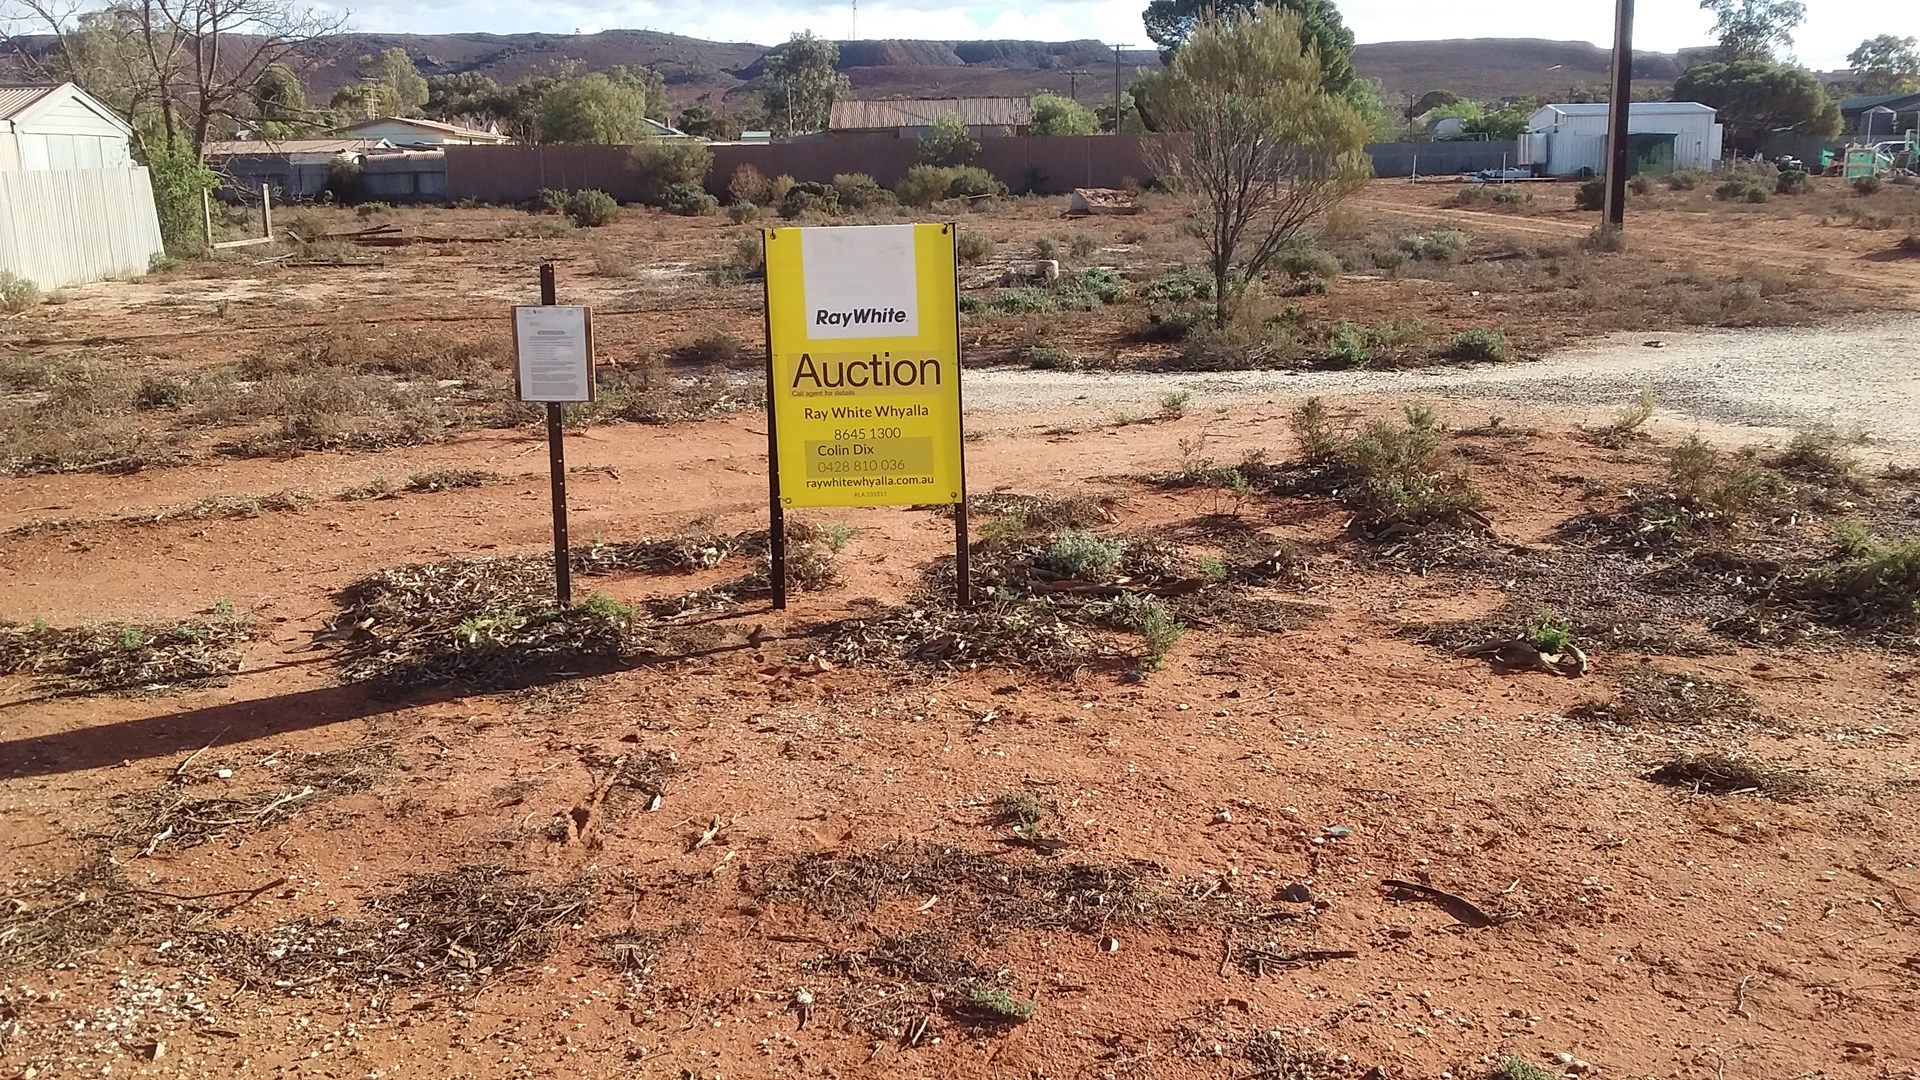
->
[3,30,1687,110]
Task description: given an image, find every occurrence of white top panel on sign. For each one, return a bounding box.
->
[514,305,593,403]
[800,224,920,340]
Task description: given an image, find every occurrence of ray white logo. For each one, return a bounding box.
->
[814,306,909,329]
[801,225,920,339]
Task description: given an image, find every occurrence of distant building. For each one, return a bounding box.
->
[202,138,395,199]
[1838,92,1920,141]
[828,97,1033,138]
[1518,102,1722,176]
[0,82,136,171]
[336,116,511,148]
[639,118,696,141]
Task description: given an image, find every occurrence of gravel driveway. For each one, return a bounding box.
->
[965,315,1920,463]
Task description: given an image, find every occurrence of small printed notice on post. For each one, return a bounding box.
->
[512,305,594,403]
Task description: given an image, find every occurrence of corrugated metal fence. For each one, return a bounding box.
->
[1364,141,1521,178]
[0,166,165,289]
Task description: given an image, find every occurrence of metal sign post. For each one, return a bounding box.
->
[761,223,970,611]
[512,262,595,608]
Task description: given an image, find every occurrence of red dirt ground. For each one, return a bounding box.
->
[2,184,1917,1080]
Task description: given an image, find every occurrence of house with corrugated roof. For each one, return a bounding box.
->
[202,137,396,199]
[828,97,1033,138]
[335,115,511,148]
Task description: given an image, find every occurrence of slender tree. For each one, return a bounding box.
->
[760,31,848,136]
[1847,35,1919,93]
[356,46,426,115]
[1699,0,1806,62]
[1141,0,1356,94]
[1145,9,1370,326]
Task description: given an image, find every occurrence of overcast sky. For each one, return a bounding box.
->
[344,0,1897,70]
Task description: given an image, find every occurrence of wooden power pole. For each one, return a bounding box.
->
[1600,0,1635,229]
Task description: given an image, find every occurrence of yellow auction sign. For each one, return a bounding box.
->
[762,222,970,608]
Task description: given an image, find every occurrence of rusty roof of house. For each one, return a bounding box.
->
[828,97,1032,131]
[337,115,510,142]
[203,138,392,157]
[0,84,61,121]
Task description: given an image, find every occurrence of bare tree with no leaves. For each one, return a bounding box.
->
[1,0,344,151]
[1145,9,1370,327]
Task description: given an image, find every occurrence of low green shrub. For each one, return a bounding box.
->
[1276,245,1340,280]
[994,288,1053,314]
[660,182,719,216]
[956,231,995,265]
[1449,328,1511,362]
[1397,229,1469,261]
[1141,267,1214,303]
[1775,169,1810,194]
[1715,178,1768,203]
[1036,531,1124,578]
[529,188,568,214]
[1852,174,1884,195]
[895,164,1006,207]
[563,190,620,227]
[831,172,893,211]
[0,271,40,314]
[1021,343,1076,370]
[1574,176,1608,210]
[726,201,759,224]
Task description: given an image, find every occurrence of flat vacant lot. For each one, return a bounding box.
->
[1,178,1917,1080]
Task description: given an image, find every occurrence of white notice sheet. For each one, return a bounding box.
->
[513,305,594,402]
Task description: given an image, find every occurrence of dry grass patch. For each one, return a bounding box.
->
[0,859,148,971]
[203,865,592,993]
[1644,751,1817,799]
[1566,667,1763,731]
[112,745,395,855]
[0,611,258,695]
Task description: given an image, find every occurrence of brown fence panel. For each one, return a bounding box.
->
[706,137,923,191]
[974,135,1159,193]
[445,144,645,203]
[448,136,1164,205]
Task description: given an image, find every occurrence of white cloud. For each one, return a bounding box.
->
[346,0,1886,70]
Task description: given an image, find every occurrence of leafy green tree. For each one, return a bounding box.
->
[250,63,311,137]
[761,31,849,135]
[1145,9,1370,326]
[537,72,651,143]
[425,72,505,121]
[604,65,668,121]
[1462,103,1532,140]
[331,82,398,121]
[1030,92,1100,135]
[917,113,980,165]
[356,47,427,115]
[1848,35,1920,92]
[1410,89,1464,114]
[1141,0,1356,93]
[141,135,218,256]
[1674,60,1840,151]
[1699,0,1806,61]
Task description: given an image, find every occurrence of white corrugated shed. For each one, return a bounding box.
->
[1519,101,1723,176]
[0,82,135,172]
[0,167,165,289]
[0,81,164,288]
